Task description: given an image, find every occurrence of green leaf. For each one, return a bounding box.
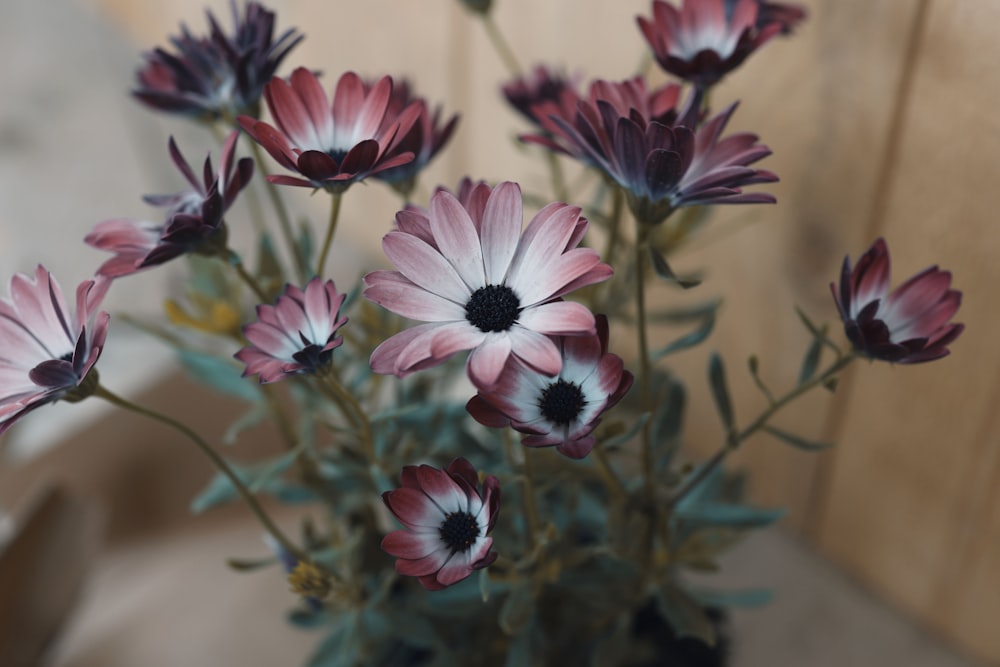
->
[798,329,825,385]
[747,354,775,404]
[177,349,261,403]
[307,615,359,666]
[648,299,722,324]
[189,450,304,513]
[649,246,701,288]
[650,311,715,362]
[479,567,492,602]
[675,502,787,528]
[651,378,685,470]
[298,220,315,268]
[186,254,234,299]
[763,425,833,451]
[222,403,270,445]
[655,585,716,645]
[690,587,774,608]
[226,556,277,571]
[707,353,735,433]
[600,412,649,451]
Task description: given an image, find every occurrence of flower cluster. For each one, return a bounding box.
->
[0,0,972,663]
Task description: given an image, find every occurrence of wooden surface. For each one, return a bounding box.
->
[80,0,1000,663]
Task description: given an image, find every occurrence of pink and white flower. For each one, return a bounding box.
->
[381,458,500,591]
[235,277,348,383]
[0,266,110,433]
[364,181,612,388]
[832,238,963,364]
[637,0,782,87]
[467,316,633,459]
[238,68,420,192]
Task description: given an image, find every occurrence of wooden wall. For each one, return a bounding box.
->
[93,0,1000,662]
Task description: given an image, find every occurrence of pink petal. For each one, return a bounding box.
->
[394,546,451,577]
[467,335,513,388]
[518,301,596,335]
[383,487,444,529]
[429,190,486,291]
[381,231,471,304]
[479,182,523,284]
[508,326,562,376]
[381,530,442,559]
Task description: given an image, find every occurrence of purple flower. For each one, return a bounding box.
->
[724,0,807,34]
[133,1,303,120]
[637,0,782,87]
[382,458,500,591]
[238,68,420,192]
[524,82,776,225]
[502,65,581,129]
[0,266,110,433]
[364,181,612,388]
[85,131,253,278]
[372,79,460,195]
[235,278,348,383]
[467,316,633,459]
[832,238,964,364]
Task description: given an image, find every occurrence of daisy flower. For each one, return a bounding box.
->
[364,181,612,388]
[467,316,633,459]
[238,68,420,192]
[133,1,303,120]
[381,458,500,590]
[0,266,110,433]
[832,238,963,364]
[637,0,782,87]
[235,278,348,383]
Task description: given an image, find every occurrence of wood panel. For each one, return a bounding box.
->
[87,0,1000,662]
[814,1,1000,662]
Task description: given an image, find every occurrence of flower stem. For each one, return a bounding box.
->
[666,352,858,511]
[247,140,307,282]
[316,369,374,461]
[93,385,308,564]
[519,442,541,551]
[634,224,654,505]
[479,13,523,78]
[315,192,343,279]
[227,250,269,303]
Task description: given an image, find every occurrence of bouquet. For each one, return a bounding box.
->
[1,0,963,664]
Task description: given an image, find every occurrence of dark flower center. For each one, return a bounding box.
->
[465,284,521,332]
[538,378,586,426]
[291,332,335,371]
[439,511,480,552]
[326,149,349,165]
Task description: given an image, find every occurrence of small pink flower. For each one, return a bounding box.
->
[832,238,963,364]
[502,65,581,129]
[467,316,633,459]
[637,0,782,87]
[238,68,420,192]
[235,278,348,383]
[382,458,500,591]
[364,181,612,388]
[85,131,253,278]
[0,266,110,433]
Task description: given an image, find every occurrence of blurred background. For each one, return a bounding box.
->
[0,0,997,665]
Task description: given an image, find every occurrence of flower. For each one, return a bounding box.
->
[637,0,782,87]
[133,1,303,120]
[85,131,253,278]
[831,238,964,364]
[372,80,459,196]
[467,316,633,459]
[364,181,612,388]
[524,84,776,225]
[0,266,110,433]
[724,0,807,34]
[238,68,420,192]
[381,458,500,590]
[502,65,581,128]
[235,278,348,383]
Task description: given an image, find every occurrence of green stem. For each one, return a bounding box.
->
[316,369,374,461]
[593,442,626,503]
[315,192,343,279]
[247,140,306,281]
[227,250,269,303]
[634,224,653,504]
[479,13,523,77]
[520,444,541,551]
[666,352,858,511]
[545,151,568,203]
[94,385,308,564]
